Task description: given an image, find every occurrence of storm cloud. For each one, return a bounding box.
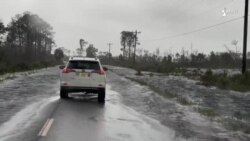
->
[0,0,245,55]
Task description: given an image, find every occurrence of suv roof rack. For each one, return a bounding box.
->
[69,56,99,61]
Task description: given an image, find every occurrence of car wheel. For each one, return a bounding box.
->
[60,88,69,99]
[98,88,105,103]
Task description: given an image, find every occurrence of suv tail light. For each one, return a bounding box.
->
[92,69,105,75]
[98,69,105,75]
[62,68,76,73]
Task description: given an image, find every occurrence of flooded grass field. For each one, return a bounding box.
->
[109,66,250,140]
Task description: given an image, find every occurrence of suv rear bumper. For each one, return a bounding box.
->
[61,86,105,93]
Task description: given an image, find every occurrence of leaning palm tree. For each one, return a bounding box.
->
[79,39,87,56]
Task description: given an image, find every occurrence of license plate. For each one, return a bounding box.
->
[80,73,87,77]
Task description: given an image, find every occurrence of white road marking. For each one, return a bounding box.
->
[38,119,49,136]
[38,118,54,137]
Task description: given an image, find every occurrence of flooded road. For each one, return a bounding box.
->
[38,85,179,141]
[0,68,60,141]
[0,67,249,141]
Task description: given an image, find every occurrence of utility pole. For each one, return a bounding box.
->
[190,42,193,54]
[107,43,112,65]
[133,30,141,64]
[242,0,249,74]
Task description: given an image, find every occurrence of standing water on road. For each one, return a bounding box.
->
[0,67,60,140]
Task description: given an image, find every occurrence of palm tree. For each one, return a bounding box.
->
[79,39,87,56]
[120,31,134,60]
[120,31,127,58]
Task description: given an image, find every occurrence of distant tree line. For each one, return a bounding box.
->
[109,49,250,73]
[99,32,250,73]
[159,50,244,69]
[0,12,59,74]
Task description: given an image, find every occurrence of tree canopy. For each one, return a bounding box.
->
[5,12,54,63]
[120,31,136,60]
[54,48,64,61]
[0,12,58,74]
[86,44,98,57]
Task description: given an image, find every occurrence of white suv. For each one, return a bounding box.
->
[59,56,107,103]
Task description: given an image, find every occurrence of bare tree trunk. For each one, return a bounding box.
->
[128,45,131,60]
[134,45,136,63]
[123,43,126,58]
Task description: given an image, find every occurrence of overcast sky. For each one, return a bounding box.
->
[0,0,246,55]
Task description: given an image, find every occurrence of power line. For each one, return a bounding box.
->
[185,0,236,22]
[149,16,243,41]
[166,0,236,28]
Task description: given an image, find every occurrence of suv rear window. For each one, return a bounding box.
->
[67,60,100,70]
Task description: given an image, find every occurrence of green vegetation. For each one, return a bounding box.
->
[135,69,143,76]
[125,77,147,86]
[0,73,17,82]
[195,107,219,118]
[75,39,98,57]
[125,77,193,105]
[0,12,62,75]
[200,70,250,92]
[98,31,250,92]
[86,44,98,58]
[163,90,178,98]
[221,109,250,134]
[223,119,250,134]
[100,35,250,92]
[232,111,250,120]
[0,61,57,75]
[101,35,250,74]
[176,96,193,105]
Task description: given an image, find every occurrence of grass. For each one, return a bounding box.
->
[0,74,17,83]
[0,61,58,76]
[164,90,178,98]
[114,61,187,76]
[130,64,250,92]
[125,76,193,105]
[232,111,250,121]
[223,118,250,134]
[121,67,250,134]
[195,107,219,118]
[200,69,250,92]
[176,96,193,105]
[125,77,147,85]
[5,74,17,80]
[230,123,250,134]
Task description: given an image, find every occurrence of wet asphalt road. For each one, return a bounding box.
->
[0,67,249,141]
[37,88,174,141]
[0,67,179,141]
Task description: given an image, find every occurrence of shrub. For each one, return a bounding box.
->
[0,63,7,75]
[135,69,143,76]
[0,60,58,76]
[196,107,218,118]
[217,76,230,89]
[176,96,193,105]
[239,71,250,85]
[201,69,217,86]
[200,70,250,92]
